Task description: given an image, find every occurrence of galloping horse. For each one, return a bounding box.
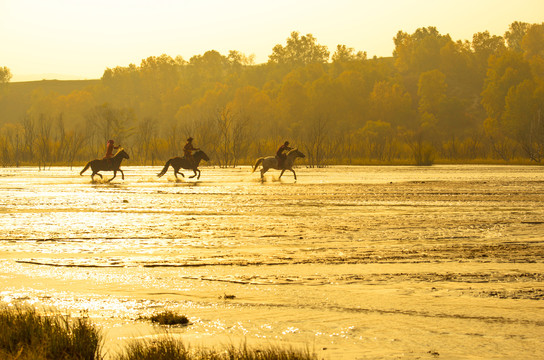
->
[80,148,130,182]
[157,150,210,180]
[252,148,305,180]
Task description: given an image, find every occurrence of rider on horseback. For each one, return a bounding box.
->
[276,141,292,169]
[103,140,119,160]
[103,139,120,168]
[184,137,199,165]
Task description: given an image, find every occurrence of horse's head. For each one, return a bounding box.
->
[195,150,209,162]
[115,148,130,159]
[288,148,305,158]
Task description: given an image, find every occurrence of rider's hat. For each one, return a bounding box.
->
[187,137,193,141]
[284,140,290,145]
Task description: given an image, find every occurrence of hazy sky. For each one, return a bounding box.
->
[2,0,543,81]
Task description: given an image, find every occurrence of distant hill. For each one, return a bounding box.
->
[0,79,99,125]
[11,74,95,82]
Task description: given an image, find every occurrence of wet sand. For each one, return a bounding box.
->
[0,165,543,359]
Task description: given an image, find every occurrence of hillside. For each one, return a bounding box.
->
[0,79,99,125]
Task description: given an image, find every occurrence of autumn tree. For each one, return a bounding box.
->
[505,21,530,52]
[502,80,543,161]
[0,66,12,86]
[418,69,447,118]
[521,23,544,78]
[394,27,453,74]
[370,81,415,128]
[276,72,308,137]
[188,50,231,91]
[481,50,532,121]
[332,45,366,63]
[481,42,536,160]
[269,31,330,67]
[472,31,506,72]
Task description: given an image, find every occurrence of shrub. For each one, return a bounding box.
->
[149,311,190,326]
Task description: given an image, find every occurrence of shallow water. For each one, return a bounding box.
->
[1,165,543,359]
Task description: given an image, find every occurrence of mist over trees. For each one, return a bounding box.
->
[0,23,543,167]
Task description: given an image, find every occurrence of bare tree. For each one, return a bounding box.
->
[85,104,134,154]
[0,132,9,166]
[65,129,87,169]
[21,115,36,163]
[165,122,180,157]
[36,114,53,170]
[54,114,68,163]
[215,107,232,167]
[231,113,250,167]
[135,117,158,164]
[304,115,329,168]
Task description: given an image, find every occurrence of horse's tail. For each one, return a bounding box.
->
[252,157,264,173]
[157,159,172,178]
[80,161,91,176]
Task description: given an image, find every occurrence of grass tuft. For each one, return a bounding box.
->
[116,336,191,360]
[148,310,190,326]
[0,305,102,360]
[115,337,317,360]
[0,306,316,360]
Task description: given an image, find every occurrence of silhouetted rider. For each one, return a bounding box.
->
[276,140,292,168]
[183,137,199,164]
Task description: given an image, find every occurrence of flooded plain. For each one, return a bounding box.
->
[1,165,543,359]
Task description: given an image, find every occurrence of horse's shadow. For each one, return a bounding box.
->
[90,179,123,188]
[171,178,201,186]
[258,176,296,184]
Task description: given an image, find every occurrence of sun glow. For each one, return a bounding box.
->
[2,0,543,81]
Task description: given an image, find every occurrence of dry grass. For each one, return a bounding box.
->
[115,336,317,360]
[0,306,102,360]
[0,306,316,360]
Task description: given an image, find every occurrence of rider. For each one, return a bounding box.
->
[103,139,119,160]
[276,140,292,168]
[183,137,199,164]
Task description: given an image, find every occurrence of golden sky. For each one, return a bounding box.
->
[2,0,543,81]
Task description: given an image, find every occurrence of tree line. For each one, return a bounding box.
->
[0,22,543,167]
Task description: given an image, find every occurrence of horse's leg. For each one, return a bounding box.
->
[174,166,185,178]
[279,169,286,179]
[189,169,197,178]
[119,169,124,180]
[108,170,117,182]
[260,167,267,179]
[290,168,297,180]
[197,169,201,180]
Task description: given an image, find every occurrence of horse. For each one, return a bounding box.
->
[252,148,305,180]
[80,148,130,182]
[157,150,210,180]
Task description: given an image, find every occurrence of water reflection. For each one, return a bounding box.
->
[1,165,543,358]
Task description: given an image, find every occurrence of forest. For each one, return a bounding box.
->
[0,21,543,167]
